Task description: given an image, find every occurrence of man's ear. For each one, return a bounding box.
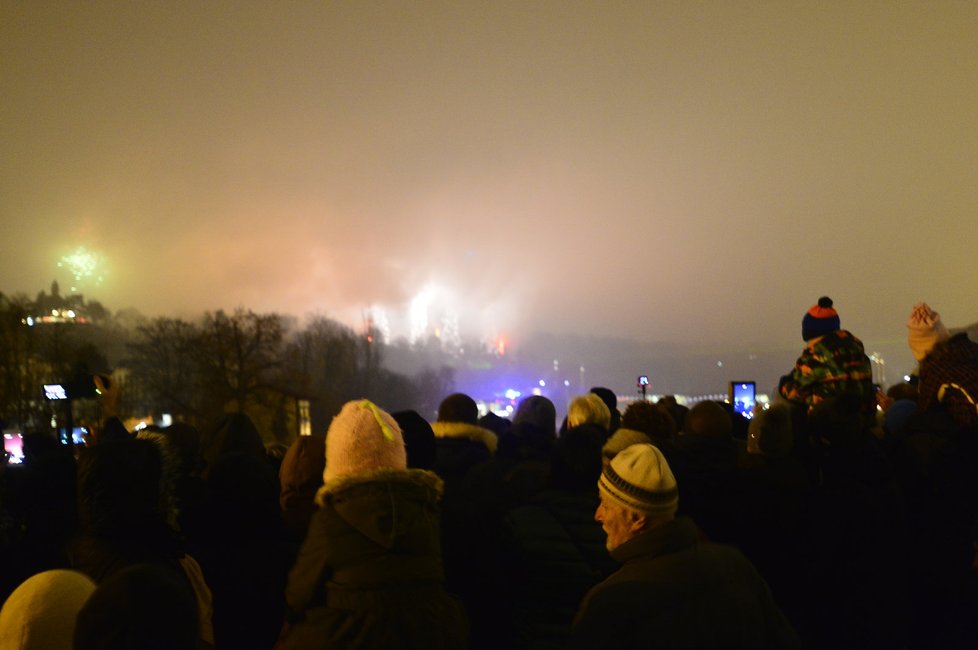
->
[627,510,648,534]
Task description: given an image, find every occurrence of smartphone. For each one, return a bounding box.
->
[44,384,69,400]
[729,382,756,418]
[4,433,24,464]
[58,427,88,446]
[638,375,650,387]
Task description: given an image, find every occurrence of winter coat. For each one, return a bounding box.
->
[283,468,467,650]
[778,330,873,411]
[570,516,800,650]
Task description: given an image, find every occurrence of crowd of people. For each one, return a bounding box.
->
[1,297,977,649]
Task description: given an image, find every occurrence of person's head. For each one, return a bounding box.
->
[601,428,652,467]
[683,400,733,438]
[621,401,677,441]
[590,387,621,432]
[513,395,557,439]
[802,296,841,341]
[77,439,170,540]
[885,381,918,403]
[278,434,327,540]
[160,422,202,476]
[392,410,437,470]
[884,399,919,437]
[746,403,793,457]
[202,412,265,477]
[74,564,198,650]
[907,302,950,362]
[0,570,95,650]
[551,423,604,491]
[323,400,406,486]
[478,411,512,438]
[436,393,479,425]
[566,393,611,431]
[595,443,678,550]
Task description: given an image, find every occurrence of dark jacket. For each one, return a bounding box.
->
[571,517,799,650]
[497,488,618,650]
[283,469,466,650]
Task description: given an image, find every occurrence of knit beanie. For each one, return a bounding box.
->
[598,443,678,515]
[907,302,950,361]
[0,570,96,650]
[601,428,652,462]
[323,400,407,484]
[802,296,841,341]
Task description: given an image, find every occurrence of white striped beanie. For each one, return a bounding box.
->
[598,443,678,515]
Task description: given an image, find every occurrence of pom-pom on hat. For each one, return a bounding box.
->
[323,400,407,485]
[598,443,678,515]
[802,296,841,341]
[907,302,950,361]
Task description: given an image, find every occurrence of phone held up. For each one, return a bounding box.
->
[729,381,756,418]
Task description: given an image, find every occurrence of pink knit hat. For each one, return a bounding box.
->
[907,303,950,362]
[323,400,407,484]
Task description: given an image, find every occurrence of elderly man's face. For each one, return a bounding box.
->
[595,492,642,551]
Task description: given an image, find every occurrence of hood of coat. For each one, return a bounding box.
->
[314,468,443,549]
[431,421,498,454]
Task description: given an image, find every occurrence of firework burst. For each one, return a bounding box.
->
[57,246,105,292]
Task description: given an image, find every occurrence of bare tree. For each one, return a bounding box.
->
[0,293,46,429]
[282,316,360,433]
[127,317,205,421]
[198,309,285,415]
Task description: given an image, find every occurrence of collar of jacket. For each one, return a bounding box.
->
[431,421,498,454]
[610,516,699,564]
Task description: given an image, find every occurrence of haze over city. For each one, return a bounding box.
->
[3,2,976,393]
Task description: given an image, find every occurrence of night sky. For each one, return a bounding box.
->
[3,3,976,375]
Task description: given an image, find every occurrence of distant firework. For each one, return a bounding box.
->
[57,246,105,292]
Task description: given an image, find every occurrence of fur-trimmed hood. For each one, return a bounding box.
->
[313,468,444,551]
[431,421,498,454]
[315,467,443,506]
